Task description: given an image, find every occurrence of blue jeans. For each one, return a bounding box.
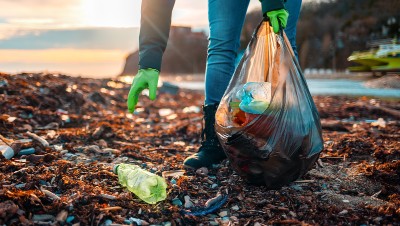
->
[205,0,302,105]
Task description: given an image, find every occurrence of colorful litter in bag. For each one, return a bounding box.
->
[215,20,324,188]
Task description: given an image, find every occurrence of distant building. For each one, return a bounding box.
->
[120,26,208,76]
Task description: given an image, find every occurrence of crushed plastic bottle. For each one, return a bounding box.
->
[236,82,272,114]
[113,163,167,204]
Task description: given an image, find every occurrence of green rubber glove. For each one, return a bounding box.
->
[127,68,159,113]
[266,9,289,33]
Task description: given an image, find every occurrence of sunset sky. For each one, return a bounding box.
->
[0,0,309,77]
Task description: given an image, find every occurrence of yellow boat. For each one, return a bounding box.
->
[348,40,400,75]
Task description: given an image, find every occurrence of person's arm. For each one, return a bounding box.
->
[261,0,285,15]
[127,0,175,112]
[139,0,176,71]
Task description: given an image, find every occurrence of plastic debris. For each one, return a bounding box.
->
[236,82,272,114]
[18,148,35,156]
[113,163,167,204]
[161,170,185,178]
[181,194,228,216]
[0,142,21,159]
[0,145,15,159]
[370,118,386,128]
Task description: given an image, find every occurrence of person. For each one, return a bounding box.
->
[127,0,302,169]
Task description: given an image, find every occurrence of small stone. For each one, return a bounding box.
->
[170,179,177,185]
[254,223,261,226]
[172,198,182,206]
[338,210,348,215]
[163,222,172,226]
[184,196,194,208]
[231,205,239,211]
[56,210,68,222]
[211,184,218,189]
[196,167,208,176]
[289,211,297,217]
[342,200,350,203]
[209,221,219,226]
[218,210,228,217]
[66,216,75,224]
[373,217,383,223]
[103,219,112,226]
[221,216,230,222]
[15,183,26,189]
[32,214,55,221]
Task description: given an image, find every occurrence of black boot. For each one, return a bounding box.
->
[183,103,226,169]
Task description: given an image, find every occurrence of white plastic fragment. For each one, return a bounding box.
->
[0,145,15,159]
[371,118,386,128]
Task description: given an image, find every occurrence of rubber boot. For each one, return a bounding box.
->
[183,103,226,169]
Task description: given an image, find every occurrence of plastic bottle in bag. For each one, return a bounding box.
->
[237,82,272,114]
[113,163,167,204]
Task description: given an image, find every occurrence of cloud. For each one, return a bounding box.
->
[0,27,139,50]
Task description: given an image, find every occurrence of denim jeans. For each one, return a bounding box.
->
[205,0,302,105]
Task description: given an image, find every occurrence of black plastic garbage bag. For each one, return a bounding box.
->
[215,20,324,188]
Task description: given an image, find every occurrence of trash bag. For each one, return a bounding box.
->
[215,20,324,188]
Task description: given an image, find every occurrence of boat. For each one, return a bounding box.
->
[347,39,400,76]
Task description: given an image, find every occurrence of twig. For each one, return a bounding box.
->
[26,131,49,147]
[0,134,12,146]
[294,180,315,183]
[101,206,122,211]
[41,188,61,200]
[98,194,117,200]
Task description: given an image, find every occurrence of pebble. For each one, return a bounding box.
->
[172,198,182,206]
[218,210,228,217]
[32,214,55,221]
[163,222,172,226]
[231,205,239,211]
[342,200,350,203]
[338,210,348,215]
[15,183,26,189]
[66,216,75,224]
[56,210,68,222]
[125,217,142,225]
[289,211,297,217]
[196,167,208,176]
[170,179,177,184]
[103,219,112,226]
[184,195,194,208]
[211,184,218,189]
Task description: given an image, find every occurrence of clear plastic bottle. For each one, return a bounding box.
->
[236,82,272,114]
[113,163,167,204]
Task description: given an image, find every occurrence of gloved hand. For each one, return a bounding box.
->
[266,9,289,33]
[127,68,159,113]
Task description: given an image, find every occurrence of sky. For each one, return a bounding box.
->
[0,0,281,77]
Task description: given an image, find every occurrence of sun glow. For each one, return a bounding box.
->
[80,0,141,27]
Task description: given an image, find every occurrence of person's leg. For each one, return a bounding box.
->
[284,0,302,58]
[184,0,250,169]
[204,0,251,105]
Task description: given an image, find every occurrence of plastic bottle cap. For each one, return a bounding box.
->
[112,164,120,174]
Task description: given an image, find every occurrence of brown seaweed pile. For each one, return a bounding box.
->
[0,72,399,225]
